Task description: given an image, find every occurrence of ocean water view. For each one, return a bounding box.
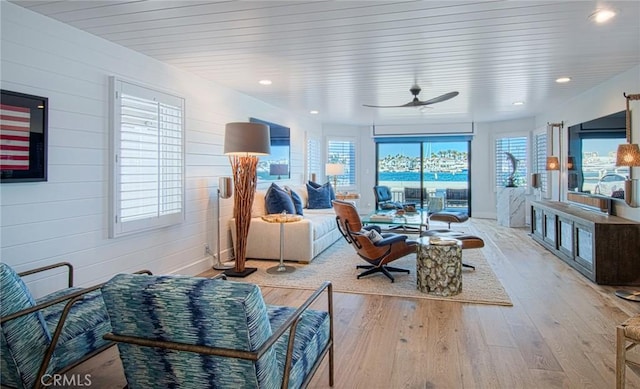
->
[379,170,469,200]
[379,170,468,182]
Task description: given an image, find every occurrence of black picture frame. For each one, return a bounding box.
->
[1,90,48,183]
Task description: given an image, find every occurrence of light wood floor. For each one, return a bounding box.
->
[72,218,640,388]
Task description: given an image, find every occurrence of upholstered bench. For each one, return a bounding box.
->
[429,211,469,228]
[421,229,485,269]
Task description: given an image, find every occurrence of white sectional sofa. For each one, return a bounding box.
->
[230,186,342,263]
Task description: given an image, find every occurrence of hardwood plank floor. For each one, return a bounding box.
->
[71,218,640,388]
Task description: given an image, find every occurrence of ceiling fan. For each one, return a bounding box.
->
[363,85,458,108]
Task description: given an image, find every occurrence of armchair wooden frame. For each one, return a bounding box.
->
[617,318,640,389]
[104,279,334,389]
[1,263,152,389]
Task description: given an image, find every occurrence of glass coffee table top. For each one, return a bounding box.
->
[362,209,428,232]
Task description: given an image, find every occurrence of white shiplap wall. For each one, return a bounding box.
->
[0,2,322,296]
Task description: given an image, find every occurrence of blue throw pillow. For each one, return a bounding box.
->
[284,186,304,216]
[306,182,332,209]
[265,183,296,214]
[308,180,335,201]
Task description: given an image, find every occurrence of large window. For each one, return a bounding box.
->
[376,139,470,213]
[327,138,356,187]
[495,136,527,188]
[110,77,185,237]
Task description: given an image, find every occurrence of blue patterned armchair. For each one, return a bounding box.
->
[101,273,334,389]
[0,262,114,389]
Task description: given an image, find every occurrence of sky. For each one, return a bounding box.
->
[581,138,625,157]
[379,142,468,158]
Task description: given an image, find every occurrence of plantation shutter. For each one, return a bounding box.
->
[306,134,321,181]
[111,78,185,237]
[495,136,527,188]
[534,133,548,193]
[327,138,356,186]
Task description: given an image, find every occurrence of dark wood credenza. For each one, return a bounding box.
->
[530,201,640,285]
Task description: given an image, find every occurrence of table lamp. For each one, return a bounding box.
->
[269,163,288,179]
[326,163,345,192]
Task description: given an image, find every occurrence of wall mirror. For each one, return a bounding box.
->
[567,110,628,200]
[250,117,290,181]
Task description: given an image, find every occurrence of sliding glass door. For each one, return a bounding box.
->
[376,139,470,215]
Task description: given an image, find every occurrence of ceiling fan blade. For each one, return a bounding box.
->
[363,98,423,108]
[363,89,458,108]
[418,91,459,106]
[362,103,413,108]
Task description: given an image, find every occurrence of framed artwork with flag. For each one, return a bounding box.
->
[1,90,48,182]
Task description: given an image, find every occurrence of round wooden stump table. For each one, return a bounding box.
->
[416,236,462,296]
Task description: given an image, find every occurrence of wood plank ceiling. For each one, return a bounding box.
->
[10,1,640,125]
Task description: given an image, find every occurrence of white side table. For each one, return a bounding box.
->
[261,213,303,274]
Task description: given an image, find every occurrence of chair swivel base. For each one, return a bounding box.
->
[356,264,410,283]
[387,224,421,233]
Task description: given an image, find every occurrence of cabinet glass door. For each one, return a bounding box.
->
[558,217,573,258]
[544,212,556,246]
[532,207,543,238]
[574,224,594,270]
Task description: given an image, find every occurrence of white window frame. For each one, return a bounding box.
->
[326,136,357,189]
[109,77,185,238]
[492,132,531,191]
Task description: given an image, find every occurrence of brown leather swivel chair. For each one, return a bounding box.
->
[333,200,417,282]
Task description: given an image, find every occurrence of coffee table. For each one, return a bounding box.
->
[361,208,429,234]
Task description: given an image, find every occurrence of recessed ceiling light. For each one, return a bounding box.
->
[556,77,572,83]
[258,79,272,85]
[513,101,525,106]
[589,9,616,24]
[309,110,319,115]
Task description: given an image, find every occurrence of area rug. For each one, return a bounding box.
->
[242,239,513,306]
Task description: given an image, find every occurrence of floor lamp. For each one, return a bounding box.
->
[223,122,271,277]
[213,176,234,270]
